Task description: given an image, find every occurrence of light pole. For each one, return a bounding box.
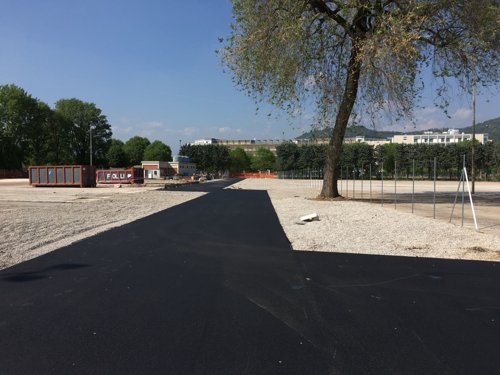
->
[89,125,93,166]
[179,139,182,154]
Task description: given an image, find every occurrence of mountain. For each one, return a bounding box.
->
[297,117,500,142]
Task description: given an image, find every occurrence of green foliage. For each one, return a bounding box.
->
[180,144,230,174]
[276,142,300,171]
[123,136,151,166]
[143,140,172,161]
[229,147,251,172]
[0,84,48,168]
[106,139,129,168]
[251,147,276,171]
[277,141,500,181]
[55,98,112,166]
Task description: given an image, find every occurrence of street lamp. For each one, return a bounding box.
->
[89,125,93,166]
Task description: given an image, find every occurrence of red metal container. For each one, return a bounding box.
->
[29,165,96,187]
[96,167,144,184]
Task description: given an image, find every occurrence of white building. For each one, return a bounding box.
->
[141,157,197,179]
[392,129,488,145]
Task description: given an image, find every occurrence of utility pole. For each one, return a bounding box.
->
[90,125,93,166]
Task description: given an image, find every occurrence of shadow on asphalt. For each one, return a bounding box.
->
[2,263,90,282]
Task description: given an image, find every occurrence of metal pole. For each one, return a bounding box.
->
[394,160,397,209]
[462,155,465,227]
[353,167,356,199]
[412,159,415,214]
[463,166,479,230]
[471,80,476,194]
[89,126,93,166]
[433,157,436,219]
[361,166,364,200]
[381,159,384,206]
[346,167,349,198]
[369,163,372,203]
[340,166,343,195]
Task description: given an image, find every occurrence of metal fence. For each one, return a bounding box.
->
[278,156,485,231]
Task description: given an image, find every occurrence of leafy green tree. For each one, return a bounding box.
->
[123,136,151,165]
[43,110,73,165]
[251,147,276,171]
[106,139,129,167]
[180,144,230,175]
[221,0,500,198]
[55,98,112,166]
[0,84,49,168]
[276,142,300,171]
[229,147,251,172]
[143,140,172,161]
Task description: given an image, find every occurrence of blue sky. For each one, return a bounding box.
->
[1,0,498,154]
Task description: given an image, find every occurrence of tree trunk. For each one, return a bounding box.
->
[319,43,363,198]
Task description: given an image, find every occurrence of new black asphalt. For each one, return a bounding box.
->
[1,179,500,374]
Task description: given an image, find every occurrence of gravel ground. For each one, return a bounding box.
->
[0,181,205,270]
[2,178,499,270]
[229,179,500,262]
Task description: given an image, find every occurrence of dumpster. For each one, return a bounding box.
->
[29,165,96,187]
[96,167,144,184]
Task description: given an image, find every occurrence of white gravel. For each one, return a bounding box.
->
[0,185,205,270]
[230,179,500,262]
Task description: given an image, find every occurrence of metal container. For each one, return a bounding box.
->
[29,165,96,187]
[96,167,144,184]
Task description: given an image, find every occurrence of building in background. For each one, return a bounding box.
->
[191,138,283,154]
[141,157,196,179]
[391,129,489,145]
[169,156,197,176]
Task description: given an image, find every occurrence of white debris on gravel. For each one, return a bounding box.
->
[230,179,500,262]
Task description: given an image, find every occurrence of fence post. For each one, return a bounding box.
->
[394,160,397,209]
[412,159,415,214]
[462,154,465,227]
[381,159,384,206]
[433,157,437,219]
[340,166,343,195]
[360,165,364,200]
[369,163,372,203]
[353,166,356,199]
[346,166,349,198]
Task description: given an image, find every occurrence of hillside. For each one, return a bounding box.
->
[297,117,500,142]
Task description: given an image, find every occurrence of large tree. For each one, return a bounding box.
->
[143,140,172,161]
[221,0,500,198]
[55,98,112,166]
[123,136,151,166]
[0,84,49,169]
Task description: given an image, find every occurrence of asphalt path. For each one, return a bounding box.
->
[1,179,500,374]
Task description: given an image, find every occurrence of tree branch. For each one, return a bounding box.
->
[307,0,353,37]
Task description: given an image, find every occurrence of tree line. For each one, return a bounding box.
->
[179,144,276,175]
[275,142,500,181]
[0,84,171,170]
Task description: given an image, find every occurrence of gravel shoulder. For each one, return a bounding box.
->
[229,178,500,262]
[0,180,205,270]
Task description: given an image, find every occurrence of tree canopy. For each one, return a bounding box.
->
[251,147,277,171]
[55,98,112,166]
[180,144,230,175]
[143,140,172,161]
[229,147,252,172]
[221,0,500,197]
[123,136,151,166]
[106,139,129,168]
